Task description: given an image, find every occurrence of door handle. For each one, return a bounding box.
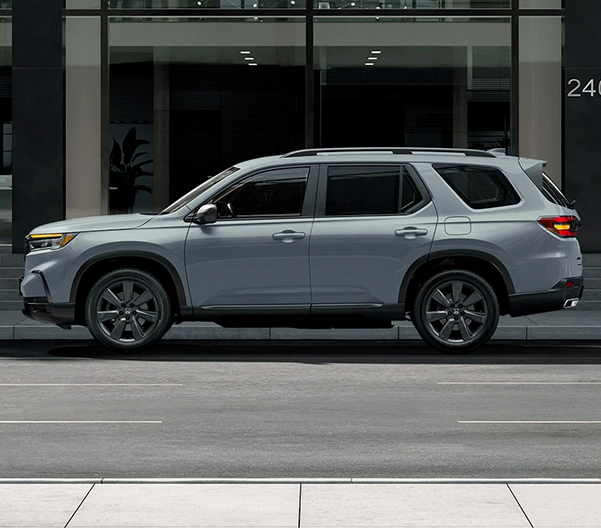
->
[395,227,428,239]
[272,230,306,243]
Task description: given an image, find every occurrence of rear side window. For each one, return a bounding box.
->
[434,164,520,210]
[325,165,425,216]
[541,174,572,208]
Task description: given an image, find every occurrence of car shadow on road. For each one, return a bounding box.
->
[3,339,600,364]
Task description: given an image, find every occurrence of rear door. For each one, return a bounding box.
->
[309,163,438,308]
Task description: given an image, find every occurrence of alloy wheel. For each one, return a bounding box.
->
[424,279,488,346]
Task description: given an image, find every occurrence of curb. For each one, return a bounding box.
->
[1,478,600,484]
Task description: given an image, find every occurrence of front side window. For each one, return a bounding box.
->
[213,167,309,218]
[325,165,423,216]
[434,164,520,210]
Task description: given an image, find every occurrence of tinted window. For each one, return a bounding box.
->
[326,166,422,216]
[213,167,309,218]
[541,173,572,209]
[434,164,520,209]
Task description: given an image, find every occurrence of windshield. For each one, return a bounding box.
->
[160,167,240,215]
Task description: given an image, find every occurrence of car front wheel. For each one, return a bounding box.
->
[85,268,172,352]
[412,270,499,354]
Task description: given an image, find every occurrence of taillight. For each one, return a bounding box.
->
[538,216,580,238]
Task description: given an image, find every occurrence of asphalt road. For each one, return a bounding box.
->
[1,340,601,478]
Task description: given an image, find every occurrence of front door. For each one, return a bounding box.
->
[185,166,317,310]
[310,163,438,307]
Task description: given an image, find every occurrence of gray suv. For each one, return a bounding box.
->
[21,148,583,353]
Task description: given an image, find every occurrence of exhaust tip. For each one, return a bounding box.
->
[564,298,579,309]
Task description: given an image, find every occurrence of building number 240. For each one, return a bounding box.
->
[567,79,601,97]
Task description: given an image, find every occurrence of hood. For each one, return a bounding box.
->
[29,213,154,236]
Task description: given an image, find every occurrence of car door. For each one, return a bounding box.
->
[309,163,438,309]
[185,165,317,311]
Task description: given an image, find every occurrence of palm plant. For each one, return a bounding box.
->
[110,127,153,213]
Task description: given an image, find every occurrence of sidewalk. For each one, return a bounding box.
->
[3,479,601,527]
[0,309,600,342]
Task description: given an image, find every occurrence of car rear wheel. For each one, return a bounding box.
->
[85,268,171,352]
[412,270,499,354]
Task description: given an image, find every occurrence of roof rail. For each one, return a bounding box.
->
[282,147,496,158]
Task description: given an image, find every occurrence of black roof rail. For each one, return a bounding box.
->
[282,147,496,158]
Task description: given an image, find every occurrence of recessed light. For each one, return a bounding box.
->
[249,63,258,66]
[371,50,382,54]
[365,62,374,66]
[240,51,251,54]
[368,57,378,60]
[245,57,254,61]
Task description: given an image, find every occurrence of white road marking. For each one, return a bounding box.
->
[459,421,601,424]
[0,383,183,386]
[0,421,162,424]
[439,382,601,385]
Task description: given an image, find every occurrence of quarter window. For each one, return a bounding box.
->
[213,167,309,218]
[325,165,423,216]
[434,164,520,209]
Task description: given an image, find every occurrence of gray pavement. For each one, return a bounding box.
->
[3,311,601,527]
[3,481,601,527]
[1,309,600,341]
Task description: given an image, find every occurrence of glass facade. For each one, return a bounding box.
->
[314,17,510,151]
[0,18,10,247]
[4,0,565,246]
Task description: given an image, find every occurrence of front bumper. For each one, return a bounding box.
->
[508,277,584,317]
[22,297,76,326]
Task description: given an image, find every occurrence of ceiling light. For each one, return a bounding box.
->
[368,57,378,60]
[371,50,381,54]
[245,57,254,61]
[240,51,251,54]
[365,62,374,66]
[249,63,258,66]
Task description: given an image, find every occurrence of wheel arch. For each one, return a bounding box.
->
[71,252,188,325]
[399,250,514,316]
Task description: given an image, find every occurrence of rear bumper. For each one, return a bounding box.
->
[22,298,76,326]
[508,277,584,317]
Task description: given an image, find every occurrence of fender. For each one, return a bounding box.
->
[69,250,188,308]
[398,249,516,304]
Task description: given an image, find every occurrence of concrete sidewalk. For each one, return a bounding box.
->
[3,480,601,527]
[0,309,600,342]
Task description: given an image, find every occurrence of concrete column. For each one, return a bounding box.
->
[65,17,102,219]
[519,17,561,186]
[153,50,170,211]
[12,0,64,252]
[452,47,468,148]
[565,0,601,252]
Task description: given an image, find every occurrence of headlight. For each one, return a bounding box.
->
[27,233,78,252]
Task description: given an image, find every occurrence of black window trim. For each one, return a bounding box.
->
[192,164,319,222]
[432,162,523,211]
[314,162,431,218]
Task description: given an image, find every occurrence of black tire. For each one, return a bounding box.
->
[85,268,172,352]
[412,269,499,354]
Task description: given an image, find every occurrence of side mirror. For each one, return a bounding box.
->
[193,204,217,224]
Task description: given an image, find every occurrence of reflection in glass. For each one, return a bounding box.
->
[109,0,305,8]
[520,0,562,7]
[0,18,10,246]
[315,0,510,10]
[315,17,511,152]
[109,17,305,212]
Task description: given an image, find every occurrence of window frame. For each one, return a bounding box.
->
[314,162,431,218]
[200,164,319,221]
[432,163,523,211]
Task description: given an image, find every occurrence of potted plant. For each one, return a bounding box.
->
[109,126,153,214]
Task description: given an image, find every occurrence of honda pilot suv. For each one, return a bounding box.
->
[21,148,583,353]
